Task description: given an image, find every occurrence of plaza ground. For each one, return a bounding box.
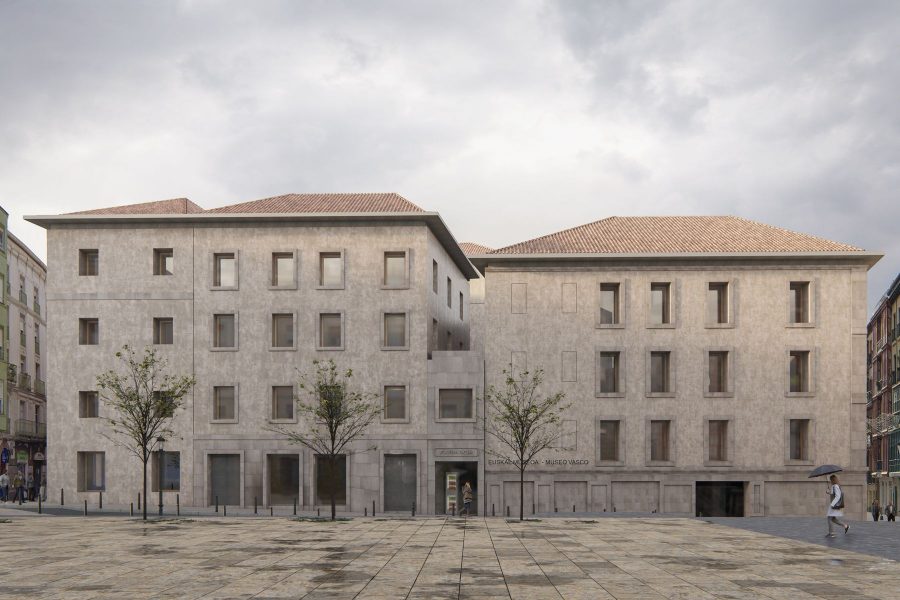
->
[0,510,898,599]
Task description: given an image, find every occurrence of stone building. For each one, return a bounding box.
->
[29,198,879,517]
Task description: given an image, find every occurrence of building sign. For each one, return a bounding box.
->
[33,452,45,461]
[488,458,591,466]
[435,448,478,458]
[0,448,8,464]
[16,450,28,463]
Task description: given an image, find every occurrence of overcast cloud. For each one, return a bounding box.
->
[1,0,898,310]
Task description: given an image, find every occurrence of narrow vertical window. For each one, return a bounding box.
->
[79,318,99,345]
[789,350,810,392]
[154,451,181,491]
[708,351,728,393]
[79,249,99,276]
[708,420,728,461]
[272,386,294,420]
[650,283,671,325]
[432,260,438,293]
[599,283,619,325]
[272,314,294,348]
[319,252,343,287]
[598,420,620,461]
[154,249,174,275]
[213,386,236,421]
[790,282,810,324]
[153,318,174,345]
[79,391,99,418]
[789,419,809,460]
[431,318,438,353]
[383,313,407,348]
[319,313,343,348]
[459,292,464,320]
[650,420,671,462]
[271,253,295,287]
[384,386,406,420]
[383,252,406,287]
[213,253,236,287]
[650,351,670,393]
[707,282,728,324]
[598,352,620,393]
[213,314,235,348]
[447,277,452,308]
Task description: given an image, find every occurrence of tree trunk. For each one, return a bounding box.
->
[519,466,525,521]
[142,453,148,521]
[329,456,336,521]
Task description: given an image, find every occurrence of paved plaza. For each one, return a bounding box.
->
[0,512,898,599]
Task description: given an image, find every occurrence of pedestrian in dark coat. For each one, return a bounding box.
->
[872,499,881,522]
[887,503,896,522]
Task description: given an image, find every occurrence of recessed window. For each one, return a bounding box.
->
[438,389,473,419]
[650,283,671,325]
[153,318,174,345]
[650,420,671,462]
[384,386,406,420]
[153,451,181,491]
[789,351,810,393]
[598,420,620,461]
[315,454,347,505]
[708,420,728,461]
[272,253,295,287]
[707,282,728,324]
[445,330,452,351]
[459,292,464,320]
[447,277,452,308]
[432,260,438,293]
[599,283,620,325]
[272,386,294,420]
[650,351,671,393]
[383,313,406,348]
[431,318,438,353]
[154,249,174,276]
[79,318,99,345]
[789,419,809,460]
[319,252,343,287]
[79,250,99,276]
[598,352,620,393]
[77,452,105,491]
[79,391,99,418]
[319,313,343,348]
[213,386,236,421]
[213,314,235,348]
[384,252,407,287]
[213,253,236,287]
[708,351,728,393]
[790,282,810,324]
[272,314,294,348]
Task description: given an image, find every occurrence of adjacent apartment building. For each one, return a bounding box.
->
[867,272,900,510]
[28,197,879,518]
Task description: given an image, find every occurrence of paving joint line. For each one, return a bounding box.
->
[483,518,513,599]
[352,519,430,599]
[503,518,564,599]
[403,517,450,599]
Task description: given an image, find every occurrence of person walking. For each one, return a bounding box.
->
[12,472,24,503]
[40,474,47,502]
[827,474,849,537]
[461,481,473,516]
[25,473,34,501]
[872,499,881,522]
[887,502,896,522]
[0,471,8,502]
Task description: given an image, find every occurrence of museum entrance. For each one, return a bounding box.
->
[435,461,477,515]
[695,481,745,517]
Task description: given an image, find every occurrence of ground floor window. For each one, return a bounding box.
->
[209,454,240,506]
[315,454,347,505]
[268,454,300,505]
[77,451,105,491]
[153,451,180,491]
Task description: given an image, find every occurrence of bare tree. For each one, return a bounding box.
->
[96,345,195,520]
[268,359,380,520]
[484,366,567,520]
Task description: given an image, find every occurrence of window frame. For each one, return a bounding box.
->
[79,318,99,346]
[646,348,675,397]
[153,248,174,276]
[153,317,174,345]
[786,348,816,397]
[704,347,734,398]
[317,250,345,290]
[705,281,735,328]
[77,451,106,491]
[785,417,815,465]
[435,387,476,422]
[596,281,625,329]
[787,279,816,328]
[594,347,625,398]
[269,250,299,290]
[381,311,409,351]
[316,311,345,351]
[704,417,735,466]
[381,384,409,423]
[211,384,239,424]
[152,450,181,492]
[648,281,674,328]
[432,259,438,294]
[595,417,625,466]
[269,311,297,351]
[646,417,676,466]
[79,391,100,418]
[210,251,239,290]
[79,249,99,277]
[210,312,238,351]
[270,385,297,423]
[381,249,410,290]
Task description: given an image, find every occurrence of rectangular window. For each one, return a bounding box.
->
[459,292,464,320]
[650,351,670,393]
[213,314,235,348]
[432,260,438,293]
[790,282,810,324]
[272,314,294,348]
[650,283,671,325]
[598,352,620,393]
[598,420,620,461]
[153,451,181,491]
[319,313,342,348]
[79,318,99,345]
[431,318,438,353]
[708,420,728,461]
[650,420,671,462]
[79,391,99,418]
[319,252,343,287]
[153,249,174,275]
[77,452,105,491]
[708,351,728,393]
[707,282,728,324]
[599,283,619,325]
[384,386,406,420]
[272,386,294,420]
[213,253,236,287]
[438,389,473,419]
[447,277,452,308]
[213,386,236,421]
[790,350,810,393]
[316,454,347,505]
[153,318,174,345]
[79,249,99,276]
[271,253,295,287]
[789,419,809,460]
[383,313,406,348]
[383,252,406,287]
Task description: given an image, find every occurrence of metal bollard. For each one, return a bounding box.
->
[365,507,367,516]
[138,492,141,511]
[452,504,455,517]
[223,504,227,516]
[176,494,180,516]
[61,488,64,506]
[38,495,42,514]
[130,502,134,516]
[317,507,320,517]
[270,506,273,517]
[19,490,22,505]
[554,506,558,513]
[99,491,102,509]
[492,503,495,517]
[293,498,297,516]
[533,503,535,515]
[84,500,87,516]
[412,501,416,517]
[372,500,376,517]
[254,496,257,515]
[215,495,219,513]
[506,506,509,517]
[573,505,576,513]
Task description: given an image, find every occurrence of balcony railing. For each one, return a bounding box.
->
[34,378,45,396]
[15,419,46,438]
[17,372,31,391]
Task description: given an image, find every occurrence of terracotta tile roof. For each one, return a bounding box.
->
[459,242,494,256]
[68,198,204,215]
[205,193,424,214]
[490,216,863,254]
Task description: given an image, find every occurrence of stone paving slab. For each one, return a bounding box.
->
[0,516,898,599]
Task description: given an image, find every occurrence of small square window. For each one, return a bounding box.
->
[213,253,236,287]
[598,420,620,462]
[384,313,406,348]
[650,420,671,462]
[708,420,728,461]
[153,318,174,345]
[707,283,728,324]
[213,386,236,421]
[79,318,99,345]
[213,314,236,348]
[383,252,407,287]
[272,253,295,287]
[272,386,294,420]
[790,282,810,324]
[789,419,809,460]
[154,249,174,276]
[650,283,671,325]
[79,391,99,418]
[438,389,473,419]
[599,283,619,325]
[272,314,294,348]
[319,313,343,349]
[650,351,671,393]
[790,350,810,393]
[79,250,99,276]
[319,252,343,287]
[384,386,406,420]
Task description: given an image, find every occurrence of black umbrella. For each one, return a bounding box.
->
[808,464,842,478]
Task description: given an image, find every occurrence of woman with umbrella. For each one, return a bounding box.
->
[826,474,849,537]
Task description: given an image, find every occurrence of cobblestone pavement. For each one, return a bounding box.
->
[0,515,897,599]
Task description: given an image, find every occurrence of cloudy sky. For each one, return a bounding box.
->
[2,0,898,310]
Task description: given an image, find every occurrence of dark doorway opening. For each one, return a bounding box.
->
[435,461,477,515]
[384,454,417,512]
[696,481,745,517]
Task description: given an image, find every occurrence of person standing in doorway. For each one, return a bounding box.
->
[0,471,8,502]
[461,481,473,516]
[887,502,896,522]
[872,499,881,522]
[827,474,849,537]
